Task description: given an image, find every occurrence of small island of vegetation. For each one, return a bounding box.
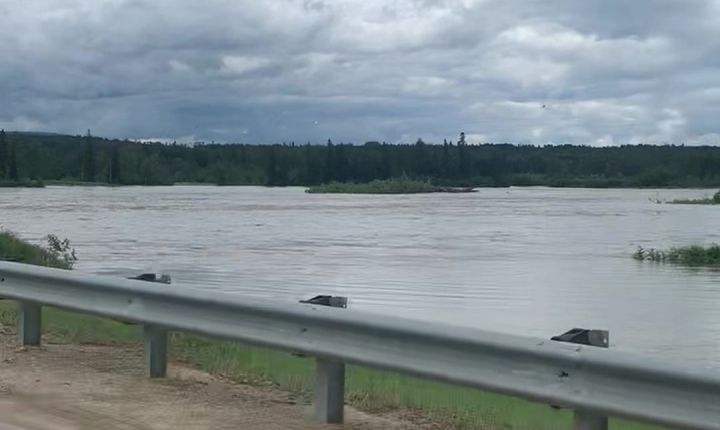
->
[633,244,720,266]
[669,190,720,205]
[306,177,475,194]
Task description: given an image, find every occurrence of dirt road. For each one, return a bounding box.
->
[0,326,442,430]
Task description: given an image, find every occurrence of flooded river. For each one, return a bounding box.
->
[2,186,719,368]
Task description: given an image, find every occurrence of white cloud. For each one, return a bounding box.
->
[0,0,719,145]
[220,56,271,75]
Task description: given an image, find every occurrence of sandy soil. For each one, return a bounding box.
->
[0,325,444,430]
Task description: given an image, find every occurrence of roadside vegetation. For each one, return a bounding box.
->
[633,244,720,266]
[669,190,720,205]
[0,233,659,430]
[0,231,76,268]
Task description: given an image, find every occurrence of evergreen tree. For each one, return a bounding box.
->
[277,152,290,185]
[82,130,96,182]
[108,144,121,184]
[442,139,449,178]
[8,141,18,181]
[457,132,469,178]
[265,145,277,185]
[380,143,392,179]
[333,143,349,182]
[0,129,7,178]
[323,139,334,183]
[413,138,430,176]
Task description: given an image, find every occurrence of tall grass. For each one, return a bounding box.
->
[633,244,720,266]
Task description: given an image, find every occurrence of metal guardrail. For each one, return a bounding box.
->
[0,261,719,430]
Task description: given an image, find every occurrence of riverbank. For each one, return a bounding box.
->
[0,302,660,430]
[0,233,658,430]
[0,180,44,188]
[0,232,73,268]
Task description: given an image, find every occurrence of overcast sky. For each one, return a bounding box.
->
[1,0,719,145]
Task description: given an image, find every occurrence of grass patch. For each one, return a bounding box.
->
[306,177,474,194]
[633,244,720,266]
[669,190,720,205]
[0,231,76,268]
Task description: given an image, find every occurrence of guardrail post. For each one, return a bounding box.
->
[17,301,42,346]
[315,357,345,423]
[129,272,171,378]
[573,411,608,430]
[144,324,168,378]
[300,295,348,424]
[552,329,609,430]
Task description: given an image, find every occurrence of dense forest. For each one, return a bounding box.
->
[2,130,720,187]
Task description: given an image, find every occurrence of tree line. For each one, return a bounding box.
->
[3,130,720,187]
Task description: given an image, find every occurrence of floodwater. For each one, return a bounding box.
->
[1,186,720,368]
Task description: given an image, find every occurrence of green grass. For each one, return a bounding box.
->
[0,234,662,430]
[633,244,720,266]
[669,190,720,205]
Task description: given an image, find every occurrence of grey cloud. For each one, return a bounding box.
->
[1,0,719,145]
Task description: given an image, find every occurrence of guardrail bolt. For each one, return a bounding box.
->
[300,295,347,424]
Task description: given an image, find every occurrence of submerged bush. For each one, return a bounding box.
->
[669,190,720,205]
[633,244,720,266]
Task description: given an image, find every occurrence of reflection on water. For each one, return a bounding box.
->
[2,186,720,368]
